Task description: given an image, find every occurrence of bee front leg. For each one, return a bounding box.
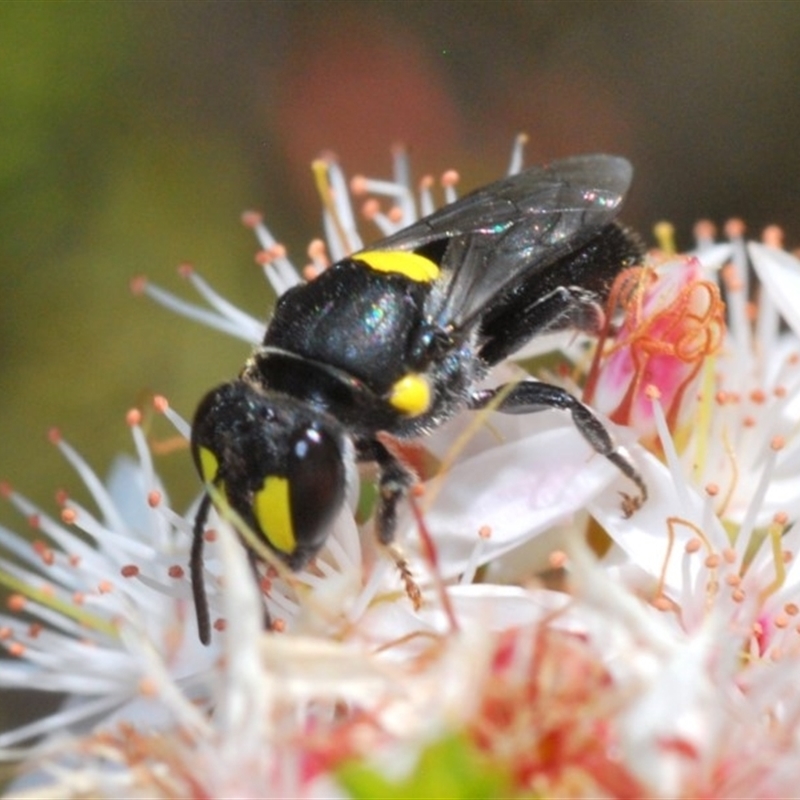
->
[357,437,422,608]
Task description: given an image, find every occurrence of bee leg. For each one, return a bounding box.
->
[357,438,422,608]
[191,493,213,646]
[469,382,647,515]
[479,285,605,366]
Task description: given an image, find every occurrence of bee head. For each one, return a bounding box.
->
[190,380,347,570]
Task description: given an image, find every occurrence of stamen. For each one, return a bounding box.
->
[178,262,264,333]
[360,199,395,236]
[242,210,302,294]
[734,437,782,553]
[349,174,410,203]
[648,388,693,511]
[132,275,258,342]
[440,169,460,204]
[347,558,391,623]
[391,142,411,195]
[757,515,788,604]
[409,492,458,632]
[506,132,528,176]
[305,238,330,279]
[152,395,191,440]
[312,157,362,260]
[723,220,753,362]
[48,429,127,537]
[693,220,717,250]
[127,413,156,493]
[653,221,676,256]
[459,525,491,585]
[418,175,435,217]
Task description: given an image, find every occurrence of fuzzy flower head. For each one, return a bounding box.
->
[0,411,217,752]
[585,251,725,452]
[7,139,800,799]
[591,222,800,659]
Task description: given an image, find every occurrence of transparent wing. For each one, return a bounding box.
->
[367,154,633,331]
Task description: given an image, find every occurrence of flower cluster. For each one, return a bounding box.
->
[3,140,800,797]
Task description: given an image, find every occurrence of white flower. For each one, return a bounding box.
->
[10,141,800,798]
[0,416,221,751]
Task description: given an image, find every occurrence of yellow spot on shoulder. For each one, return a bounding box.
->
[389,373,431,416]
[254,475,296,555]
[358,250,439,283]
[199,447,219,484]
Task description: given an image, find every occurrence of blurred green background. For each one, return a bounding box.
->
[3,0,800,531]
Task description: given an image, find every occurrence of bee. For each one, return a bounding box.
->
[190,154,647,643]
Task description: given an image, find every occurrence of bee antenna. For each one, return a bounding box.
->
[191,492,212,645]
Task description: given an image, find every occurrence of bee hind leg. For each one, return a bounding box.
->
[469,381,647,515]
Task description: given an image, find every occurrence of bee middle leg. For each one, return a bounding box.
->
[357,437,422,607]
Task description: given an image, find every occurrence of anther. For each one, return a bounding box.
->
[693,219,717,243]
[440,169,460,188]
[653,595,672,611]
[645,384,662,400]
[129,275,147,295]
[724,218,746,240]
[240,210,263,228]
[361,199,380,221]
[153,395,169,414]
[7,595,26,612]
[350,176,369,196]
[762,225,784,248]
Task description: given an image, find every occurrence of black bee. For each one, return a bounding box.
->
[190,154,647,643]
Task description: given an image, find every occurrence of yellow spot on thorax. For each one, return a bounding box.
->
[357,250,439,283]
[389,373,431,416]
[254,475,296,555]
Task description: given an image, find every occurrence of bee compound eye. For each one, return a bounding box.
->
[250,422,346,567]
[286,425,346,551]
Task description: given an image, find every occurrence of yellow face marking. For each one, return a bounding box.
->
[389,373,432,416]
[358,250,439,283]
[253,475,296,555]
[199,446,220,484]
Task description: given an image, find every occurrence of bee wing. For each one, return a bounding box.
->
[371,154,633,331]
